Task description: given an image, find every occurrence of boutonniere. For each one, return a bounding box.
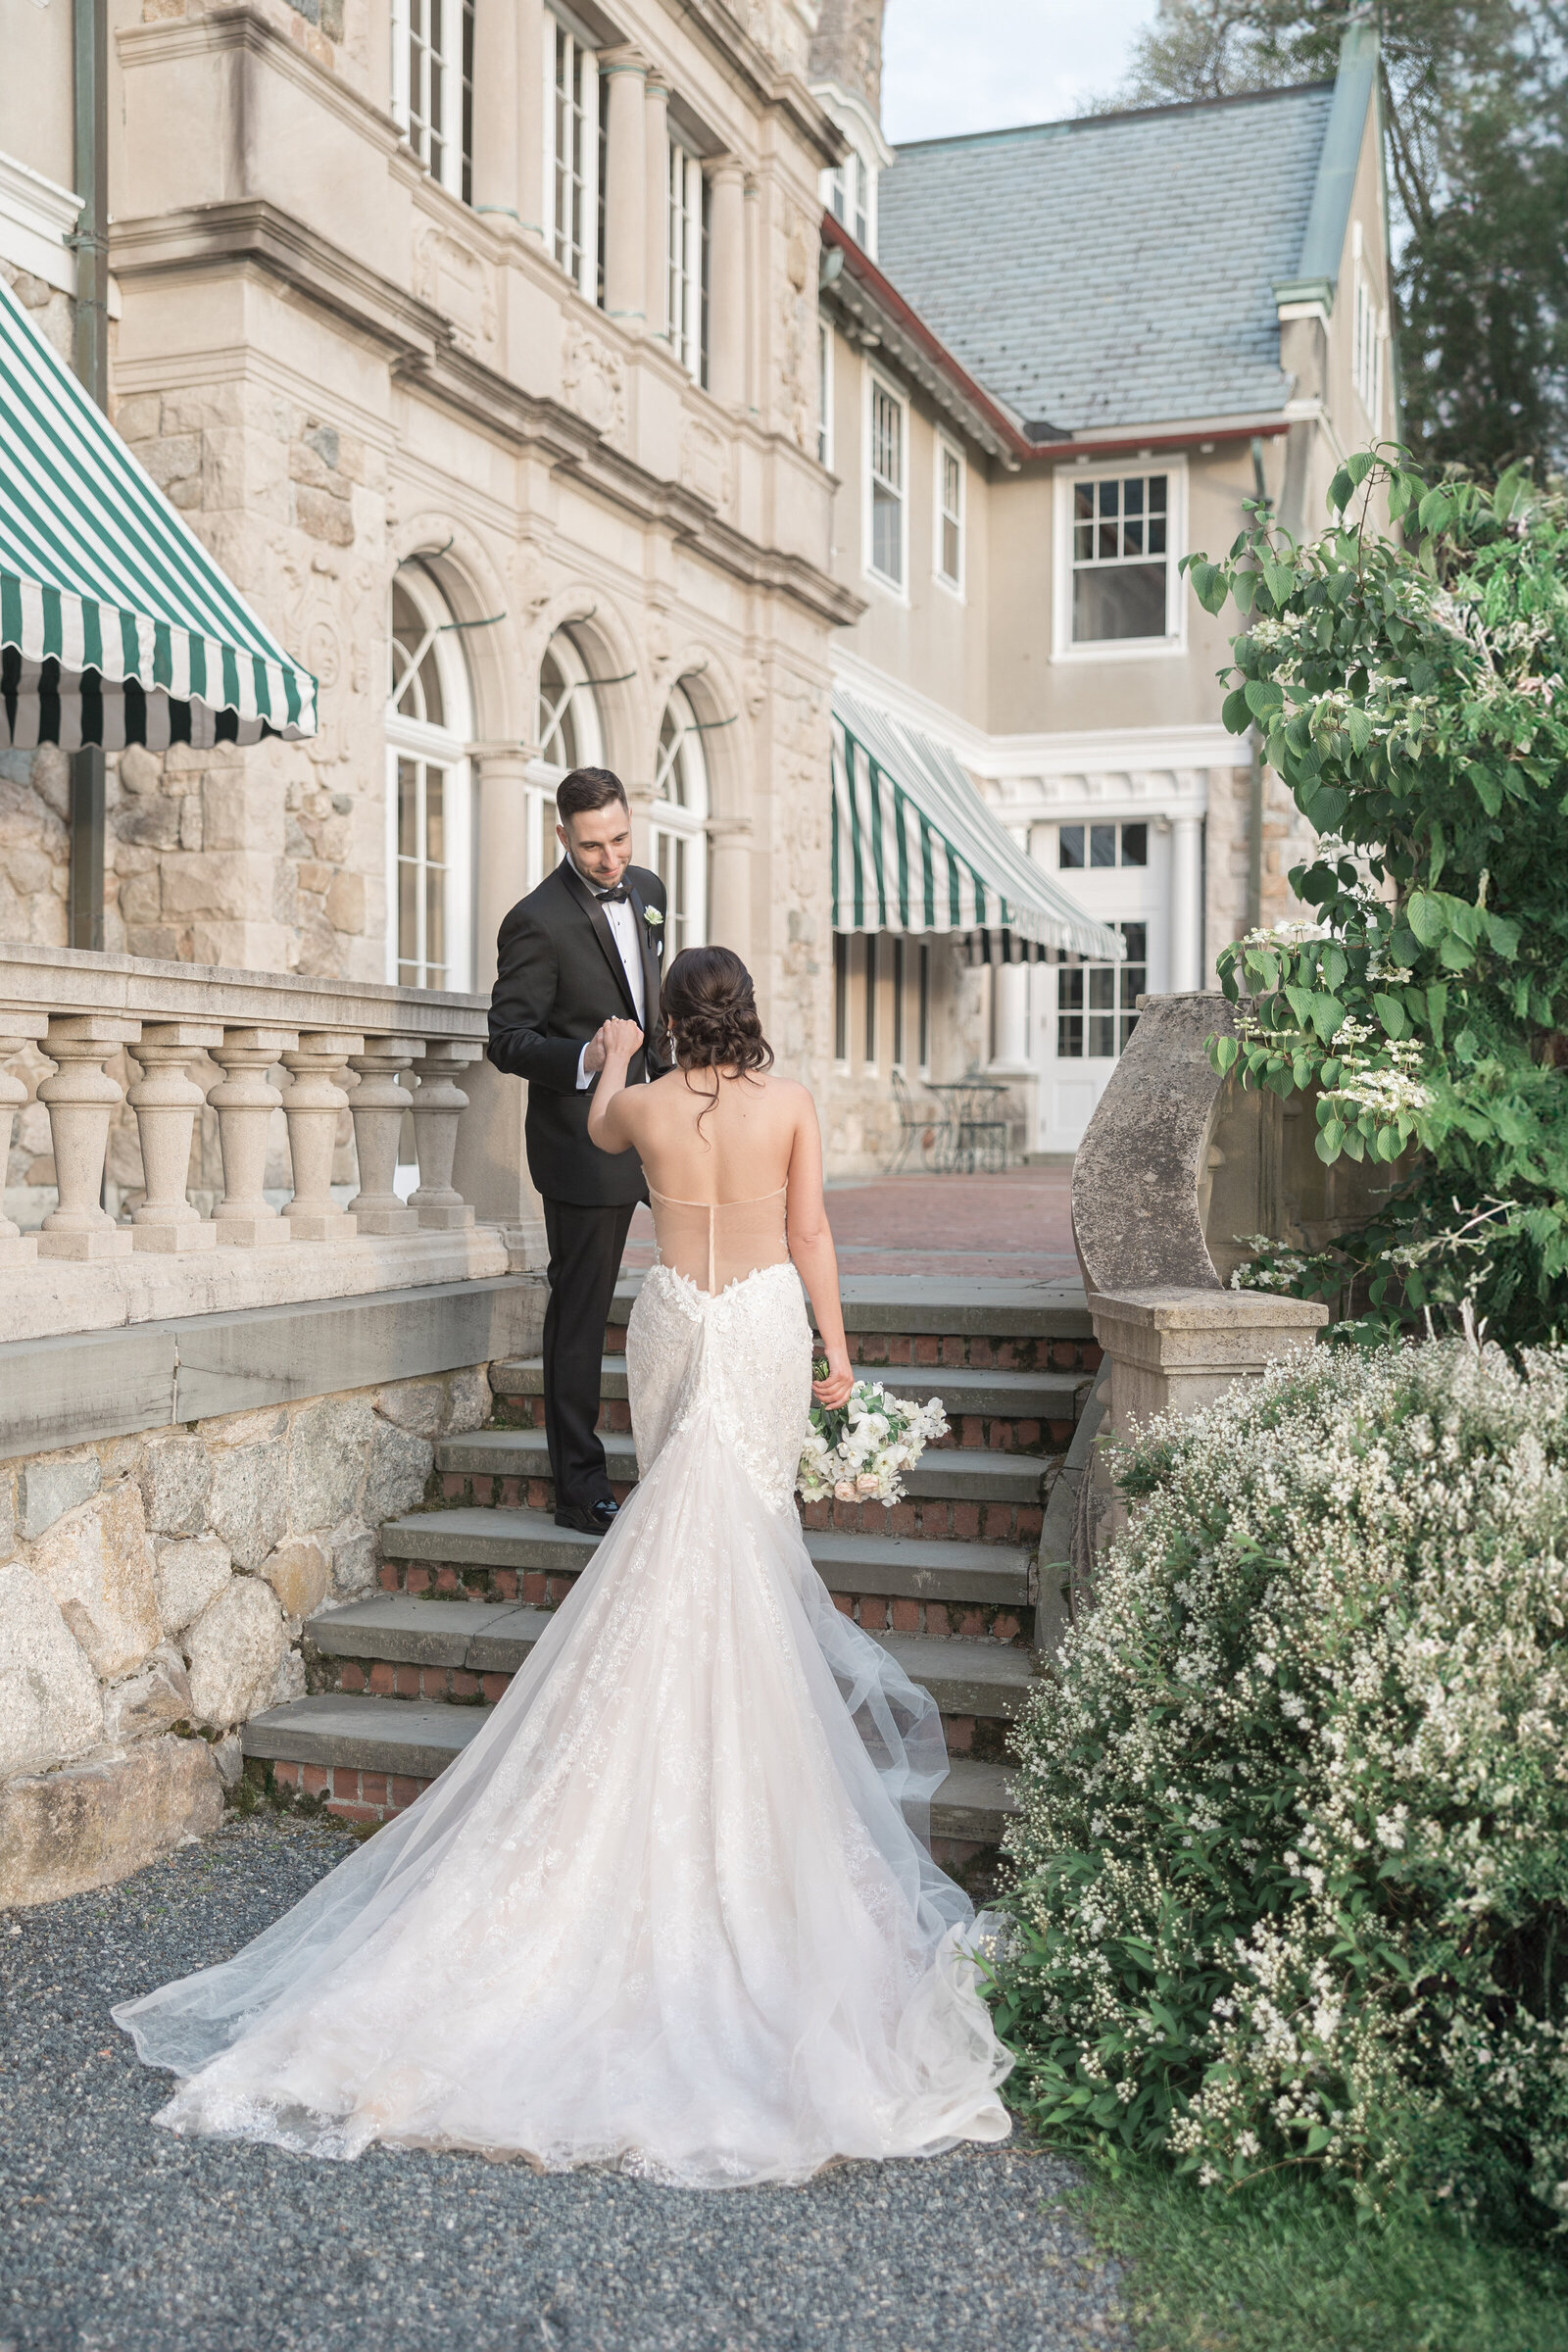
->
[645,907,663,926]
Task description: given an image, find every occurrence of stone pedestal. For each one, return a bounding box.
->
[1090,1287,1328,1442]
[35,1016,141,1260]
[347,1039,423,1235]
[450,1052,547,1267]
[281,1033,362,1243]
[125,1023,225,1251]
[0,1013,49,1267]
[410,1042,481,1230]
[208,1028,299,1247]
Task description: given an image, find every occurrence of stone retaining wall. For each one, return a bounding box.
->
[0,1362,493,1906]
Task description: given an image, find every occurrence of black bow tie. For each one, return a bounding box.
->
[595,884,630,906]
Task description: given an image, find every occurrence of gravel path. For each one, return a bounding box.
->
[0,1818,1131,2352]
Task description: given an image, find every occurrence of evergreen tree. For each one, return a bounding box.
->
[1094,3,1568,479]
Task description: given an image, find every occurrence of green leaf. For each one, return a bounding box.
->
[1261,558,1297,610]
[1188,560,1229,615]
[1319,944,1348,994]
[1372,992,1406,1040]
[1485,911,1521,961]
[1328,467,1354,514]
[1405,892,1446,947]
[1439,932,1474,971]
[1316,1122,1345,1161]
[1309,994,1346,1042]
[1417,486,1454,533]
[1466,763,1503,816]
[1426,982,1447,1047]
[1346,451,1374,489]
[1300,784,1349,833]
[1221,686,1252,736]
[1244,678,1285,719]
[1212,1034,1239,1074]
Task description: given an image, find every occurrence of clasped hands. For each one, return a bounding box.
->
[582,1017,644,1076]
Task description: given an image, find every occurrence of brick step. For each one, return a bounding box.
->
[436,1426,1053,1506]
[602,1275,1100,1377]
[306,1596,1038,1751]
[242,1690,1015,1845]
[378,1507,1034,1640]
[487,1355,1087,1451]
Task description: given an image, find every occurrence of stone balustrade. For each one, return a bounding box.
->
[0,946,539,1346]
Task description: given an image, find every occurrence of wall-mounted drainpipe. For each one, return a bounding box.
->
[1246,434,1272,935]
[69,0,109,951]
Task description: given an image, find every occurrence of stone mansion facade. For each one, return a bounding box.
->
[0,0,1392,1178]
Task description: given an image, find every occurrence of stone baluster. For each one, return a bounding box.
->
[280,1032,363,1243]
[124,1022,226,1251]
[347,1037,425,1235]
[0,1012,49,1267]
[34,1015,142,1258]
[409,1041,481,1229]
[207,1028,300,1246]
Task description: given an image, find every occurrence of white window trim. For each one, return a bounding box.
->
[665,134,705,382]
[933,433,965,599]
[1051,453,1188,665]
[651,687,710,956]
[384,571,476,993]
[390,0,471,203]
[543,6,601,307]
[863,365,909,604]
[817,317,834,472]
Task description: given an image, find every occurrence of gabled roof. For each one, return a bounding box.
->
[877,78,1342,437]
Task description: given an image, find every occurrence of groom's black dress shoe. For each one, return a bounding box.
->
[555,1497,619,1536]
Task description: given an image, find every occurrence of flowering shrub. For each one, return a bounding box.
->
[797,1376,948,1507]
[992,1341,1568,2224]
[1185,457,1568,1345]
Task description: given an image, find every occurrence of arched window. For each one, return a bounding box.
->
[529,627,605,888]
[386,566,474,990]
[651,684,709,954]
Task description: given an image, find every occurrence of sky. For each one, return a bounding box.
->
[881,0,1162,144]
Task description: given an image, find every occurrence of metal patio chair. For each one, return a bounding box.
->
[886,1068,952,1174]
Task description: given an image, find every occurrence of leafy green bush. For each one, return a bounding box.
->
[1184,458,1568,1345]
[993,1340,1568,2225]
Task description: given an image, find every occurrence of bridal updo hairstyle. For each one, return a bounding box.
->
[662,946,774,1083]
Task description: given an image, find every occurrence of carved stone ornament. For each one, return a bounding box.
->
[414,227,498,355]
[678,417,731,511]
[562,321,628,447]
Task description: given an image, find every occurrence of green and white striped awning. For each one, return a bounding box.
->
[831,687,1121,959]
[0,274,318,751]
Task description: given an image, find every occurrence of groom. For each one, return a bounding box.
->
[487,767,670,1535]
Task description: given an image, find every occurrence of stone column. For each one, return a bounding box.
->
[208,1028,299,1247]
[516,0,549,245]
[1170,814,1203,992]
[125,1023,225,1251]
[601,50,648,332]
[347,1039,424,1235]
[644,74,670,344]
[0,1013,49,1266]
[706,159,747,407]
[280,1033,363,1243]
[707,821,753,964]
[473,751,532,998]
[470,0,520,220]
[35,1016,141,1259]
[744,172,762,414]
[410,1042,481,1229]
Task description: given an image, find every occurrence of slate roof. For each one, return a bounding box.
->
[877,81,1338,437]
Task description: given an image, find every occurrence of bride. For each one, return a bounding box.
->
[114,945,1012,2188]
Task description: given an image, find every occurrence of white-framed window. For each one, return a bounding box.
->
[1353,269,1383,425]
[1058,821,1148,871]
[391,0,474,204]
[651,684,709,955]
[817,318,833,469]
[666,136,707,383]
[935,437,963,593]
[825,148,871,252]
[528,625,606,887]
[546,10,602,305]
[866,371,907,593]
[1054,458,1186,660]
[1055,922,1147,1060]
[387,566,475,990]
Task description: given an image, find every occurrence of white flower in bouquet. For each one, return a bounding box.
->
[799,1370,951,1510]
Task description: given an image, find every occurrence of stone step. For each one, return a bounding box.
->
[608,1272,1093,1338]
[436,1425,1052,1505]
[488,1354,1087,1437]
[305,1596,1038,1730]
[380,1506,1034,1621]
[242,1691,1015,1843]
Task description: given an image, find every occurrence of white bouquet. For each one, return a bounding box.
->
[798,1371,949,1508]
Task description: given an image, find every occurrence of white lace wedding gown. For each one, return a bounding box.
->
[114,1189,1012,2187]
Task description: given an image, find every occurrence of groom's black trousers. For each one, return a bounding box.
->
[541,1197,637,1513]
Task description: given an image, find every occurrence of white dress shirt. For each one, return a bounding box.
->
[572,860,647,1090]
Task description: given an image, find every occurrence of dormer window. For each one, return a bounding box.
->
[828,150,869,250]
[810,83,891,263]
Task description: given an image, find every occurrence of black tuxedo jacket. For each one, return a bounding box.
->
[487,859,671,1208]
